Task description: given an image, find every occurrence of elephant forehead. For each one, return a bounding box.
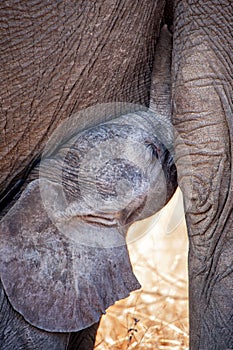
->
[61,126,151,199]
[40,122,150,176]
[97,158,143,184]
[94,158,144,197]
[66,123,152,153]
[62,156,148,211]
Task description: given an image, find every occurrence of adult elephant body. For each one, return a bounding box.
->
[0,0,165,197]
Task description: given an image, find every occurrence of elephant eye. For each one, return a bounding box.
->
[146,142,159,160]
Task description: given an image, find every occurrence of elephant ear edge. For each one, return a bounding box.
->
[0,179,141,332]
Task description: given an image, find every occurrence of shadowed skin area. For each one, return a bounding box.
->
[0,277,99,350]
[0,111,177,338]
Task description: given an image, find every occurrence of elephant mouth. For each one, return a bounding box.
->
[79,195,147,228]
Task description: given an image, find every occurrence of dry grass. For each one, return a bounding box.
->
[95,189,189,349]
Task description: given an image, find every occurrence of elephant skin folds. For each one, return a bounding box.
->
[0,0,165,198]
[173,0,233,349]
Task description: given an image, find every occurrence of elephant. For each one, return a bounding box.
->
[0,1,232,350]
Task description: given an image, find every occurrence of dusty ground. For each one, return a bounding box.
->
[95,188,189,349]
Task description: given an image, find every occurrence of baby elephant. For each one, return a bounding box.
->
[0,108,177,348]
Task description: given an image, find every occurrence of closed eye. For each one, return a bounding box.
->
[146,143,159,160]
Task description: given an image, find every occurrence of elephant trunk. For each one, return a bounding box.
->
[149,24,174,159]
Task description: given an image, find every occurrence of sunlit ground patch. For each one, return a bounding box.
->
[95,188,189,349]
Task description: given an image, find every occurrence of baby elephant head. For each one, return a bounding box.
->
[40,113,177,244]
[0,110,177,334]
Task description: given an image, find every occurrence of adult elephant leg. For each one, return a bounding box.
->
[172,1,233,349]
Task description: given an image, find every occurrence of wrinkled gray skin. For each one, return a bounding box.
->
[173,1,233,349]
[0,1,233,350]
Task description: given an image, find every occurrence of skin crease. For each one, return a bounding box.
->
[0,1,232,350]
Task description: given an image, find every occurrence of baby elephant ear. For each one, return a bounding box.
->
[0,179,140,332]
